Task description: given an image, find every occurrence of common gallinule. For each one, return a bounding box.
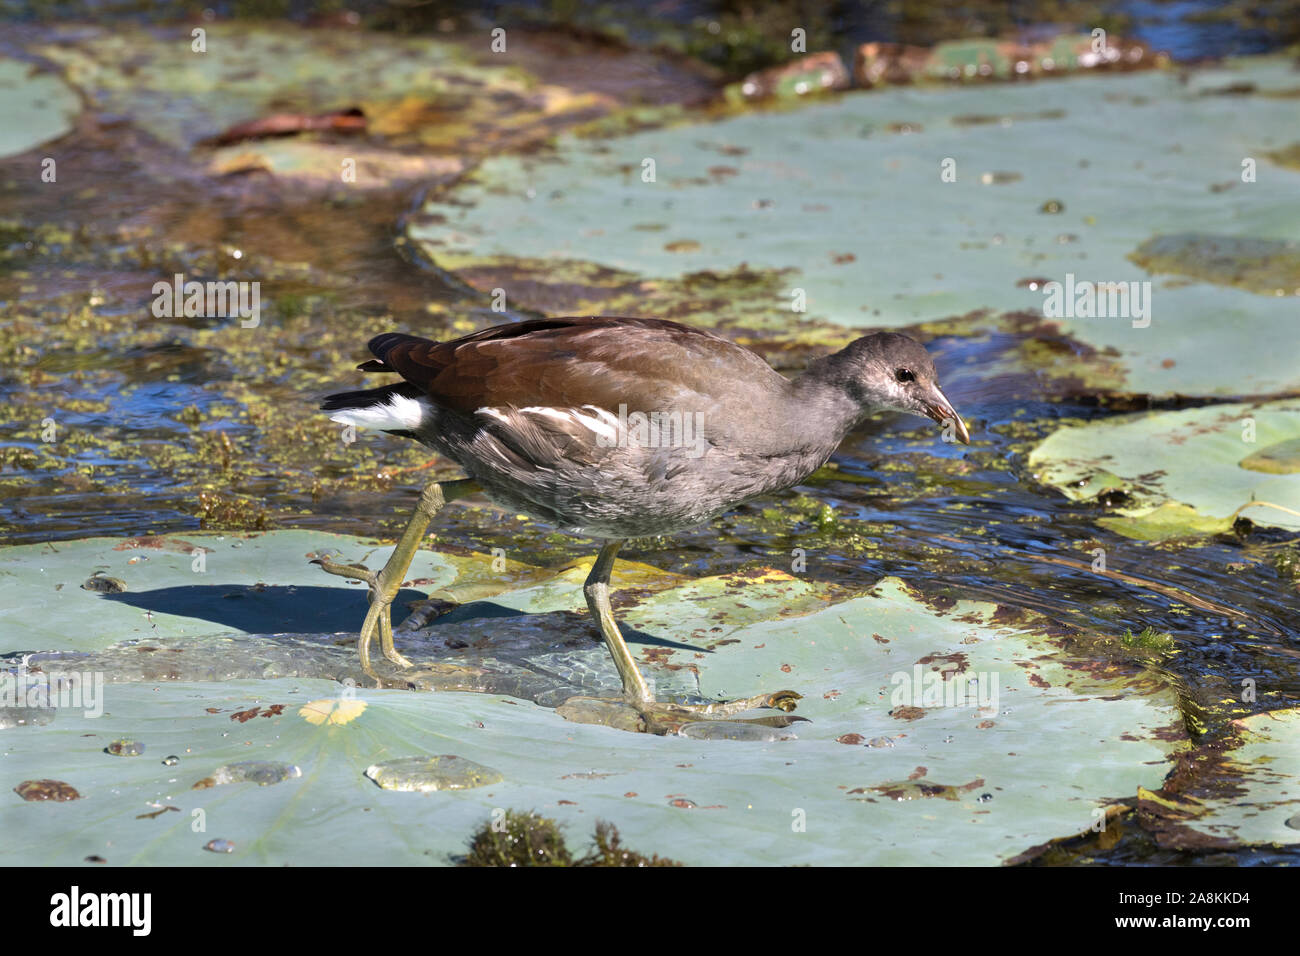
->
[318,316,968,721]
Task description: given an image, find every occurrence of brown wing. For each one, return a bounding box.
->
[363,316,784,417]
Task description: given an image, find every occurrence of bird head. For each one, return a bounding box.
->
[833,332,970,444]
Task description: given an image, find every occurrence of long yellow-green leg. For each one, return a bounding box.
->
[316,478,480,679]
[583,540,653,704]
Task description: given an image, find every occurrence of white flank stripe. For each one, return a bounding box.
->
[520,406,573,425]
[580,405,621,429]
[569,408,618,441]
[506,405,619,442]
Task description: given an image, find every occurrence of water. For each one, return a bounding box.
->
[365,755,504,791]
[194,760,302,788]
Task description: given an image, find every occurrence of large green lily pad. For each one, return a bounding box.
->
[1,530,1192,864]
[1027,399,1300,536]
[0,56,80,158]
[408,56,1300,398]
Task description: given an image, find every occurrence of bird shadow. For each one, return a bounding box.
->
[100,584,419,635]
[100,584,703,652]
[429,599,701,652]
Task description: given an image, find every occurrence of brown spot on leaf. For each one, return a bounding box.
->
[113,535,213,555]
[14,779,81,801]
[889,706,926,721]
[136,805,181,820]
[916,651,970,677]
[664,240,702,253]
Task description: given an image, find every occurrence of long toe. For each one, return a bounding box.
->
[311,557,378,587]
[671,690,802,719]
[763,690,802,713]
[383,649,414,668]
[556,690,807,735]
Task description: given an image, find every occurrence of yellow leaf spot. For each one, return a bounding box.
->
[299,698,368,726]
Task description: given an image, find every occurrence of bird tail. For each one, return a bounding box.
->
[320,382,427,435]
[320,382,412,412]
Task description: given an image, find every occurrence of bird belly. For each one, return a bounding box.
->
[410,404,832,539]
[465,447,828,539]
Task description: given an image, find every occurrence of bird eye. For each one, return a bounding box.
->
[894,368,915,383]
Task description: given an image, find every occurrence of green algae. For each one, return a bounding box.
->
[1120,626,1177,655]
[32,23,574,156]
[1264,142,1300,170]
[459,811,681,867]
[461,810,574,866]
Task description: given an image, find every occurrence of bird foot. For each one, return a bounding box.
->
[312,556,413,681]
[312,557,377,588]
[557,691,804,736]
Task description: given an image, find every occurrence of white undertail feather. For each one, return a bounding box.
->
[328,393,428,431]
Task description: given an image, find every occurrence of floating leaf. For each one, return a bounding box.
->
[0,57,80,159]
[1029,399,1300,535]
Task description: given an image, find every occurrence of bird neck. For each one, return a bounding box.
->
[790,351,873,446]
[795,343,878,416]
